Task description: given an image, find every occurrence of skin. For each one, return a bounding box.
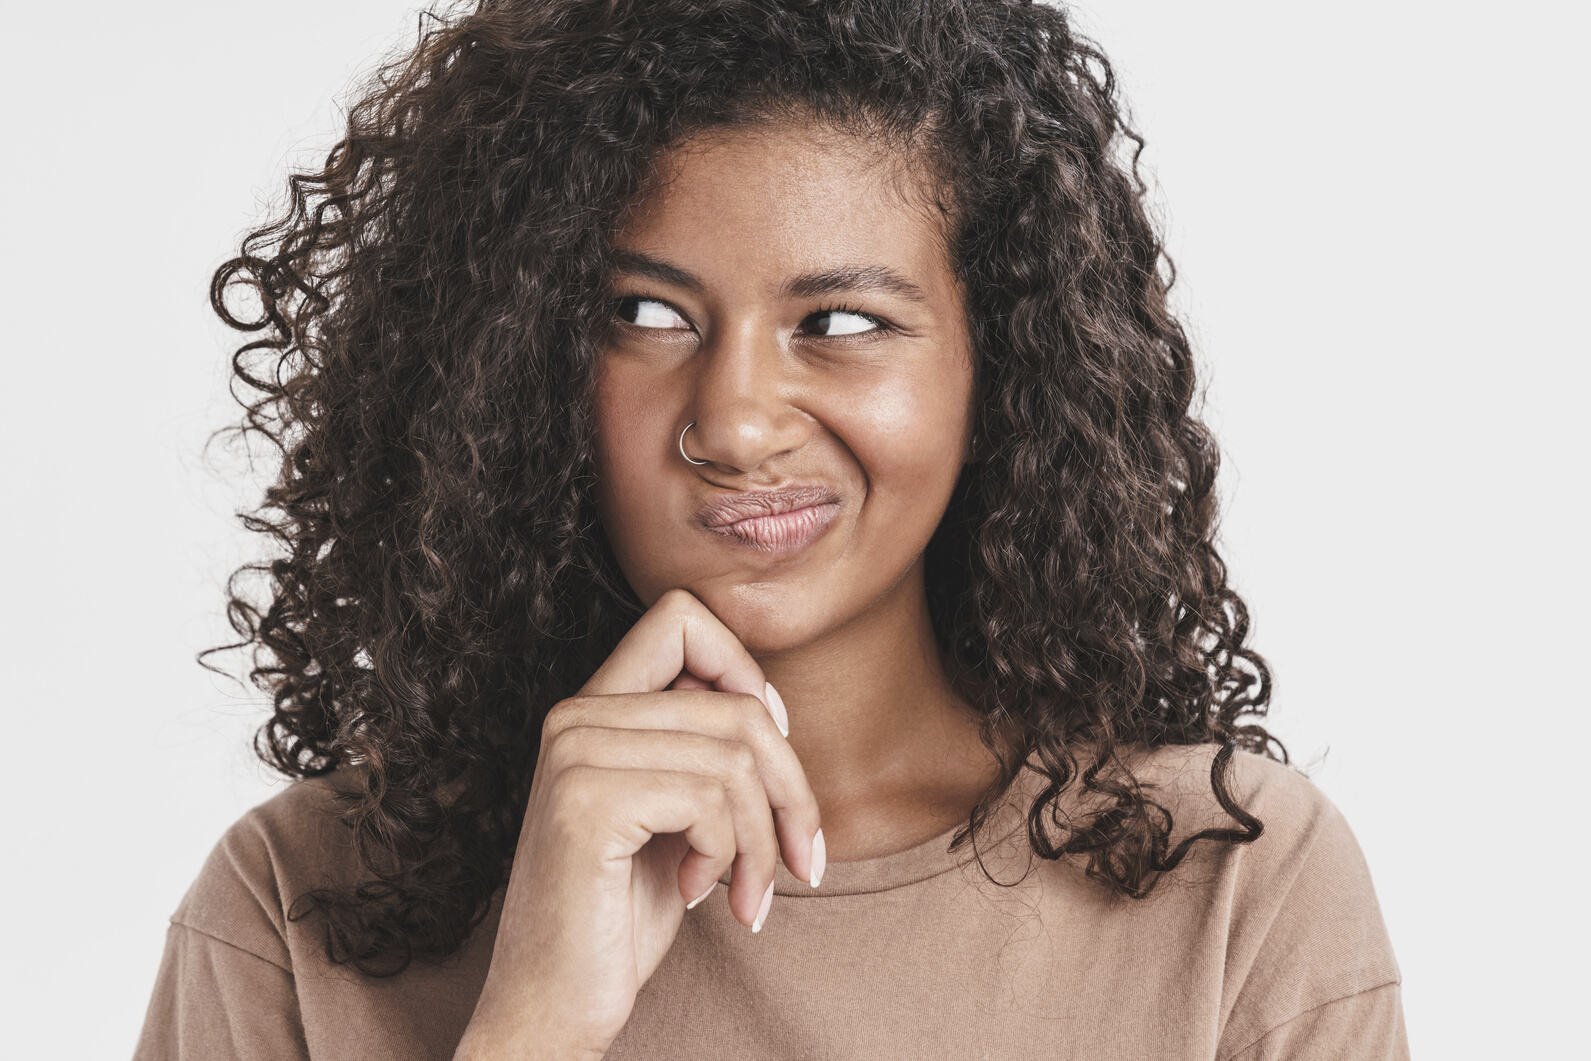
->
[455,122,1002,1061]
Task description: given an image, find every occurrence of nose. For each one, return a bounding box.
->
[684,320,810,474]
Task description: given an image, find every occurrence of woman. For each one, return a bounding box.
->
[136,1,1405,1058]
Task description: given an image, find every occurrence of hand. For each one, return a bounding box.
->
[453,589,824,1061]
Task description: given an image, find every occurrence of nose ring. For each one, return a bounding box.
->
[679,422,709,465]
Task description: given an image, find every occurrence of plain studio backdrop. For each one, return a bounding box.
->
[1,2,1584,1057]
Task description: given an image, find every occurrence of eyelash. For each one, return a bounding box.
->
[808,303,891,334]
[612,296,893,334]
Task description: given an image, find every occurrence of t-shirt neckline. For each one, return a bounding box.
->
[764,772,1036,897]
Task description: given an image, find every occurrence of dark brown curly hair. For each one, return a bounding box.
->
[209,0,1282,977]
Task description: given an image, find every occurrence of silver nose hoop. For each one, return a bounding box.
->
[679,422,709,465]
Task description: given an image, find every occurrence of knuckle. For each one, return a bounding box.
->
[541,731,569,773]
[722,739,757,779]
[729,692,767,732]
[658,588,697,615]
[745,822,778,864]
[542,696,584,737]
[548,764,603,823]
[694,772,731,812]
[542,724,592,772]
[701,696,739,734]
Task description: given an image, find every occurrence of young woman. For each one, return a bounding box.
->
[136,1,1405,1058]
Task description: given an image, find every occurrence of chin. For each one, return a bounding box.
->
[696,579,837,658]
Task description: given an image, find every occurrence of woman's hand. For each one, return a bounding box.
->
[453,589,825,1061]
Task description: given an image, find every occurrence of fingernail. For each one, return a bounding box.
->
[809,827,826,888]
[764,682,789,738]
[751,879,774,933]
[686,883,716,910]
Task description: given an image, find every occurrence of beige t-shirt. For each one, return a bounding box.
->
[134,746,1406,1060]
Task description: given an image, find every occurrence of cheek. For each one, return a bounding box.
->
[592,365,667,537]
[832,357,971,506]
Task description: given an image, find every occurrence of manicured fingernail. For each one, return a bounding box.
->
[809,827,826,888]
[686,883,716,910]
[764,682,789,738]
[751,879,774,933]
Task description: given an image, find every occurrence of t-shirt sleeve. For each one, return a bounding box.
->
[1221,982,1407,1061]
[133,778,351,1061]
[133,922,311,1061]
[1207,755,1408,1061]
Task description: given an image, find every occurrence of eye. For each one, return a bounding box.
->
[804,308,880,337]
[617,296,692,330]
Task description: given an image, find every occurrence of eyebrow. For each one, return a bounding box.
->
[783,265,928,304]
[610,250,705,294]
[610,251,928,304]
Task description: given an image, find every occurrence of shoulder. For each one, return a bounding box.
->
[1136,743,1347,855]
[1130,745,1402,1052]
[170,770,365,968]
[1135,743,1392,941]
[1013,742,1387,920]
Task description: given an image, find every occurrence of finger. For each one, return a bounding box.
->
[558,765,740,914]
[545,691,822,885]
[545,726,780,923]
[580,591,778,730]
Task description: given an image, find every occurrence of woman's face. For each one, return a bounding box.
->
[593,123,974,656]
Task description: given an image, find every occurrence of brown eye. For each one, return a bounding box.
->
[617,297,692,330]
[805,309,878,336]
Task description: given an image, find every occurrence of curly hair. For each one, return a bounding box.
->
[209,0,1282,977]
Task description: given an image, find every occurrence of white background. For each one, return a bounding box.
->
[1,2,1584,1057]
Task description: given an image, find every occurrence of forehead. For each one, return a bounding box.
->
[615,122,954,282]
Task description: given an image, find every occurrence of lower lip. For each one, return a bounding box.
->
[708,503,840,556]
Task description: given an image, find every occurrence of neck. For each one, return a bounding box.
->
[754,559,1002,862]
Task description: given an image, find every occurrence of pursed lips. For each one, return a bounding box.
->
[696,484,842,554]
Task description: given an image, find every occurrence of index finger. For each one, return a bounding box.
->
[580,589,781,729]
